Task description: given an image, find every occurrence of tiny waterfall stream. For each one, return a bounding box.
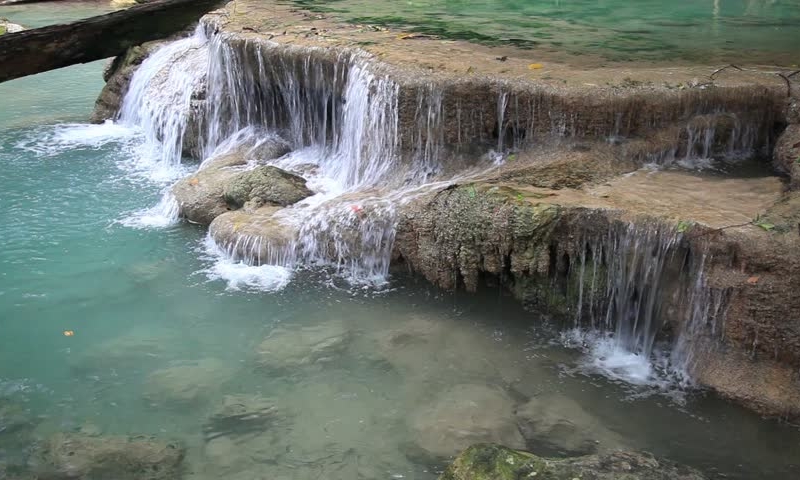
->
[1,7,800,480]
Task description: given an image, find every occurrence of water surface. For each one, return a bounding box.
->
[287,0,800,64]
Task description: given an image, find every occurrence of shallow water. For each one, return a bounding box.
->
[286,0,800,64]
[2,3,800,480]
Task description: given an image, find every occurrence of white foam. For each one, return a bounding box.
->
[118,191,180,229]
[16,121,139,156]
[560,328,687,400]
[201,235,292,292]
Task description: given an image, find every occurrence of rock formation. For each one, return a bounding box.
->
[439,444,707,480]
[28,432,184,480]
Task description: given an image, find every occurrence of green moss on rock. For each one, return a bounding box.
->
[223,165,312,209]
[440,444,707,480]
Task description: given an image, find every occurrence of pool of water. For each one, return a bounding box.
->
[286,0,800,64]
[2,3,800,480]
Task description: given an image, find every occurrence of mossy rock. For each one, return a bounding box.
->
[223,166,312,209]
[440,444,707,480]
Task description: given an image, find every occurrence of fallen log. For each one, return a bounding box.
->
[0,0,228,83]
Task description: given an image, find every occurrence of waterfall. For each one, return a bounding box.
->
[118,25,210,170]
[564,221,730,389]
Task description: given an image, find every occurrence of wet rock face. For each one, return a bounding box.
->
[208,205,297,263]
[172,154,244,225]
[29,432,184,480]
[408,384,526,459]
[172,139,305,225]
[440,444,707,480]
[774,124,800,189]
[223,165,313,209]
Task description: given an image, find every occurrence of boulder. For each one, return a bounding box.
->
[143,358,233,407]
[173,139,303,225]
[255,321,350,369]
[408,384,525,459]
[208,206,298,262]
[0,400,33,436]
[29,432,184,480]
[366,315,527,389]
[203,394,284,442]
[514,395,626,456]
[70,326,175,373]
[774,124,800,190]
[172,154,244,225]
[223,165,312,210]
[200,394,289,475]
[439,444,707,480]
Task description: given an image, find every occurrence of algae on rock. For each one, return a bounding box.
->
[439,444,707,480]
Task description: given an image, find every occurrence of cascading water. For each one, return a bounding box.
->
[116,24,742,387]
[118,26,210,170]
[562,221,732,391]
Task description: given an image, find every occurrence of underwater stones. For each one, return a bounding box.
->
[223,165,313,210]
[203,393,284,442]
[30,432,184,480]
[408,384,525,459]
[0,401,33,437]
[143,358,233,407]
[200,394,288,475]
[366,314,527,389]
[774,124,800,189]
[514,395,625,457]
[255,321,350,370]
[439,444,707,480]
[70,326,175,373]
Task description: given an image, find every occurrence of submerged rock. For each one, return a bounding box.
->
[439,444,706,480]
[203,393,285,442]
[223,165,312,209]
[255,321,351,369]
[199,394,289,475]
[774,124,800,190]
[0,401,33,437]
[408,384,525,459]
[514,395,625,456]
[143,358,234,407]
[29,432,184,480]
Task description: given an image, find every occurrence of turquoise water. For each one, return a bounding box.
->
[288,0,800,63]
[2,3,800,480]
